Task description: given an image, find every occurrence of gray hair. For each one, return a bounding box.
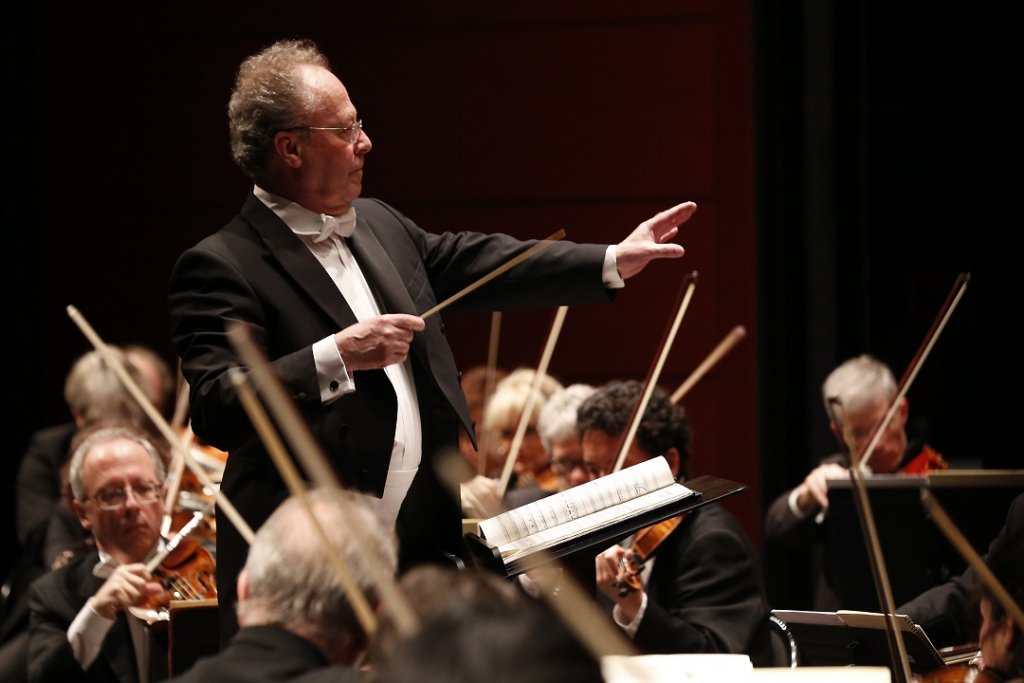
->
[536,384,596,452]
[68,425,167,501]
[821,354,897,418]
[228,39,330,177]
[238,488,398,648]
[63,347,149,427]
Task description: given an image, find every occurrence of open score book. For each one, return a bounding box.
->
[478,456,699,564]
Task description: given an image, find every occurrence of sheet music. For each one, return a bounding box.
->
[476,456,698,562]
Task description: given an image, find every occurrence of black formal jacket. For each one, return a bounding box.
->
[763,442,932,610]
[898,492,1024,647]
[27,553,159,683]
[164,625,362,683]
[168,194,612,637]
[630,504,774,666]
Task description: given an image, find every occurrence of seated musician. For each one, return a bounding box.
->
[504,382,597,509]
[581,380,774,664]
[973,529,1024,682]
[763,354,947,610]
[166,488,394,683]
[373,590,603,683]
[899,492,1024,648]
[27,425,171,683]
[460,369,563,519]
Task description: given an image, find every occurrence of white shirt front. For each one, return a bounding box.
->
[253,186,420,530]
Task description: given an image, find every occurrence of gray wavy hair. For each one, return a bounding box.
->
[237,488,397,649]
[228,39,329,177]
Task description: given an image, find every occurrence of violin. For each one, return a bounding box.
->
[900,444,949,475]
[917,663,1006,683]
[129,510,218,625]
[614,513,689,597]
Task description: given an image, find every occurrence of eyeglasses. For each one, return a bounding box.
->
[285,119,364,144]
[550,458,601,478]
[88,482,162,510]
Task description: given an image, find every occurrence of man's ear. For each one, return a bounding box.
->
[237,569,251,602]
[73,499,91,532]
[273,131,304,169]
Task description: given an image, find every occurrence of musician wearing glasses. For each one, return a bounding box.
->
[27,426,170,683]
[169,37,697,643]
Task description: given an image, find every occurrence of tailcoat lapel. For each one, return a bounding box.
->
[240,194,361,332]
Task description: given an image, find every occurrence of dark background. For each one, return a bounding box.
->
[3,1,1021,611]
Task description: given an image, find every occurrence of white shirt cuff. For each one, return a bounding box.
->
[787,487,814,519]
[603,246,625,289]
[612,591,648,638]
[517,572,544,599]
[313,336,355,403]
[68,600,115,669]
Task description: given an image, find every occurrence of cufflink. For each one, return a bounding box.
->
[329,380,340,392]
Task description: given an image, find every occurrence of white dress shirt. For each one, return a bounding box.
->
[254,186,420,529]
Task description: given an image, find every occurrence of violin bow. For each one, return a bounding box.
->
[160,426,194,537]
[226,321,419,637]
[420,230,565,320]
[478,311,503,476]
[857,273,970,473]
[496,305,569,497]
[66,305,255,544]
[611,272,698,474]
[920,489,1024,632]
[833,272,970,683]
[228,367,379,636]
[670,325,746,405]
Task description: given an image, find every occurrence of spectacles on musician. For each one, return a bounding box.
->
[88,481,163,510]
[550,458,601,478]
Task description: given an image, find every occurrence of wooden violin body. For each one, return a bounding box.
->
[614,513,688,596]
[129,537,217,625]
[917,663,1006,683]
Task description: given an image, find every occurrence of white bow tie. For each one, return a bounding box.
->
[315,208,357,242]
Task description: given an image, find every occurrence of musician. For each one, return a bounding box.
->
[165,488,393,683]
[27,426,170,683]
[373,598,603,683]
[504,382,596,509]
[583,381,774,664]
[17,346,170,569]
[461,370,564,518]
[973,530,1024,682]
[899,493,1024,648]
[367,564,522,667]
[763,354,946,610]
[1,349,171,683]
[168,36,696,643]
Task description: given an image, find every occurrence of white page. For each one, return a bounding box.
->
[479,456,677,547]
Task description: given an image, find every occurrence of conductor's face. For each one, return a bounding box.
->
[291,65,372,215]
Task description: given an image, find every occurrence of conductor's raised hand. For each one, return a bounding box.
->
[334,314,426,371]
[615,201,696,280]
